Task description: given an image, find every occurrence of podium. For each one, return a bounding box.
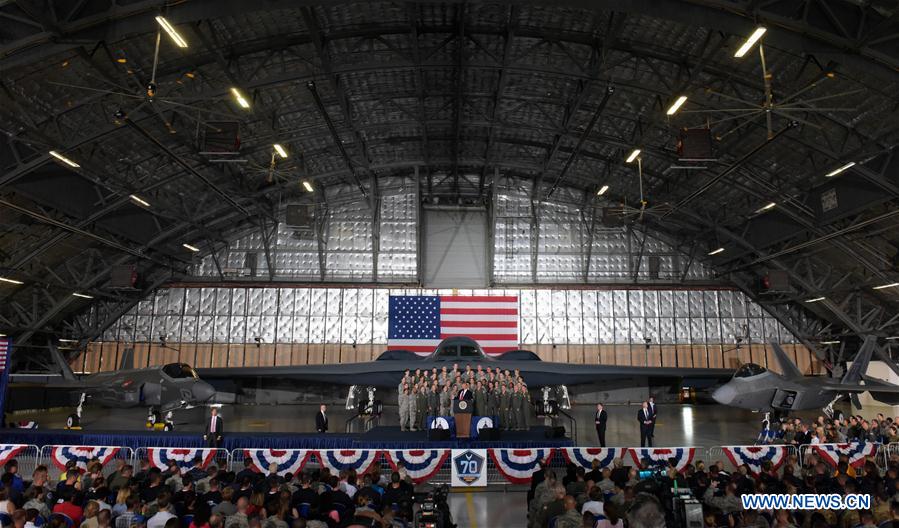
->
[453,399,473,438]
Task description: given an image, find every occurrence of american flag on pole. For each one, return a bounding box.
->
[387,296,519,355]
[0,339,7,371]
[0,338,10,424]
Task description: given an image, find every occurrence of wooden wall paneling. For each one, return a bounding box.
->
[97,342,116,372]
[707,345,724,368]
[534,345,553,361]
[242,345,259,367]
[323,344,340,364]
[660,345,677,368]
[147,344,163,367]
[792,344,811,375]
[735,344,753,369]
[764,345,780,374]
[568,344,585,364]
[227,344,245,368]
[275,344,292,366]
[582,345,600,364]
[599,345,616,365]
[307,344,324,365]
[553,345,567,363]
[179,344,197,368]
[194,344,212,368]
[615,345,631,366]
[131,343,149,369]
[340,344,356,364]
[691,345,708,368]
[675,345,693,368]
[646,346,662,368]
[749,345,766,369]
[257,344,276,367]
[630,346,647,367]
[211,344,230,368]
[291,343,308,365]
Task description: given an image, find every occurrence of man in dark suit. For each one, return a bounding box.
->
[638,401,653,447]
[648,396,658,439]
[594,403,608,447]
[457,381,474,402]
[204,407,223,447]
[315,404,329,433]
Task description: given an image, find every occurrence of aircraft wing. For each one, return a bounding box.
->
[198,361,733,388]
[819,380,899,393]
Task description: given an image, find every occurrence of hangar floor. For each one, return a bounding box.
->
[12,402,821,446]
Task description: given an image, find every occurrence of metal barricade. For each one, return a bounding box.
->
[133,447,230,473]
[707,445,799,473]
[0,444,41,478]
[38,445,133,477]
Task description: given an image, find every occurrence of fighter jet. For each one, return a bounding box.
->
[11,344,216,412]
[711,336,899,415]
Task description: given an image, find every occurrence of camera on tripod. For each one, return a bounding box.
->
[413,484,453,528]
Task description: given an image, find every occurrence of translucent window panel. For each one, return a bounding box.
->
[582,291,597,318]
[309,317,325,343]
[213,315,230,343]
[520,290,537,318]
[230,316,246,344]
[185,289,201,315]
[291,317,309,343]
[246,316,261,340]
[597,291,613,316]
[247,289,264,315]
[672,290,688,317]
[165,288,184,315]
[566,291,582,317]
[310,289,327,315]
[717,291,733,317]
[705,318,722,342]
[732,292,748,317]
[232,289,247,315]
[747,296,763,317]
[719,318,740,341]
[373,316,388,343]
[690,319,706,343]
[628,290,643,318]
[763,317,781,341]
[357,289,374,316]
[357,318,373,343]
[565,317,583,344]
[325,316,342,343]
[276,316,293,342]
[614,318,630,343]
[630,317,645,342]
[374,290,390,317]
[612,290,628,316]
[181,316,198,342]
[278,289,295,315]
[295,289,311,315]
[215,289,232,315]
[644,317,660,342]
[688,291,704,317]
[747,318,764,342]
[197,316,214,342]
[520,317,537,343]
[261,289,278,315]
[200,288,217,315]
[674,318,691,344]
[659,318,675,344]
[551,291,567,317]
[703,291,718,316]
[536,290,552,317]
[583,315,599,343]
[342,289,359,315]
[341,317,357,342]
[324,288,341,315]
[165,315,183,341]
[537,317,552,344]
[643,290,659,317]
[137,299,155,316]
[598,317,614,343]
[260,316,277,342]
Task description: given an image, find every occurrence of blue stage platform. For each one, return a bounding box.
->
[1,425,573,450]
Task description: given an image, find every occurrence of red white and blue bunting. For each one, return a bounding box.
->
[489,448,554,484]
[721,446,789,476]
[147,448,217,473]
[49,446,120,472]
[243,449,313,476]
[812,442,878,468]
[629,447,696,473]
[383,450,450,484]
[0,445,27,467]
[562,448,627,470]
[316,450,381,474]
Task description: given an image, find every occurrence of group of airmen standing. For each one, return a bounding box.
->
[397,363,533,431]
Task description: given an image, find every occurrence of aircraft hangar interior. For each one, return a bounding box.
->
[1,1,899,527]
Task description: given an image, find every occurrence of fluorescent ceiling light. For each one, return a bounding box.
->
[708,247,725,256]
[49,150,80,168]
[820,340,840,345]
[182,243,200,252]
[155,16,188,48]
[734,26,767,58]
[0,333,5,337]
[755,202,776,214]
[0,277,24,285]
[72,292,93,299]
[231,87,250,109]
[273,144,288,159]
[597,184,609,196]
[58,338,78,343]
[302,180,314,192]
[666,95,688,115]
[804,296,826,303]
[887,336,899,340]
[873,282,899,290]
[825,161,856,177]
[625,149,641,163]
[129,194,150,207]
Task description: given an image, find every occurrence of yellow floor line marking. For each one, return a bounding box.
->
[465,491,477,528]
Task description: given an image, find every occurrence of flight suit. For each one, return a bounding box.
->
[485,389,497,419]
[408,391,418,431]
[416,389,428,430]
[474,389,485,416]
[439,390,450,417]
[521,389,531,430]
[510,390,522,430]
[427,389,439,420]
[398,390,409,431]
[499,390,512,430]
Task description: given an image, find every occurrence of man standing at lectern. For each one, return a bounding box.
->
[457,381,473,402]
[204,407,223,447]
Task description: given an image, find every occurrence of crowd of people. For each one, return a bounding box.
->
[758,412,899,446]
[396,363,533,431]
[0,456,431,528]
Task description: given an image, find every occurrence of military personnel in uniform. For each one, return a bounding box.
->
[518,384,531,430]
[499,385,512,430]
[510,385,523,430]
[408,386,419,431]
[399,385,410,431]
[473,381,485,416]
[439,385,451,416]
[428,383,439,420]
[416,385,429,430]
[485,382,497,419]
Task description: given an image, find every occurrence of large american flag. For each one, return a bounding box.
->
[387,295,519,355]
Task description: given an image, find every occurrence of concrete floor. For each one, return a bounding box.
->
[447,490,525,528]
[11,401,824,447]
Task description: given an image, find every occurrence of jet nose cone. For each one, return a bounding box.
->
[712,384,736,405]
[193,382,216,404]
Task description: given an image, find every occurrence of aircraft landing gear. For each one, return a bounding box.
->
[823,395,843,420]
[65,393,85,430]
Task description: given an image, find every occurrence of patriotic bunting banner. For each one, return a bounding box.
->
[384,450,450,484]
[489,448,554,484]
[562,448,627,470]
[243,449,313,476]
[316,450,381,474]
[721,446,789,476]
[147,448,217,473]
[49,446,120,472]
[0,445,27,467]
[812,442,878,468]
[629,447,696,473]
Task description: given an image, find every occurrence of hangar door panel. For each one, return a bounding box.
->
[423,208,488,288]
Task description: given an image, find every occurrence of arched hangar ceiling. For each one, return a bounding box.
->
[1,0,899,362]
